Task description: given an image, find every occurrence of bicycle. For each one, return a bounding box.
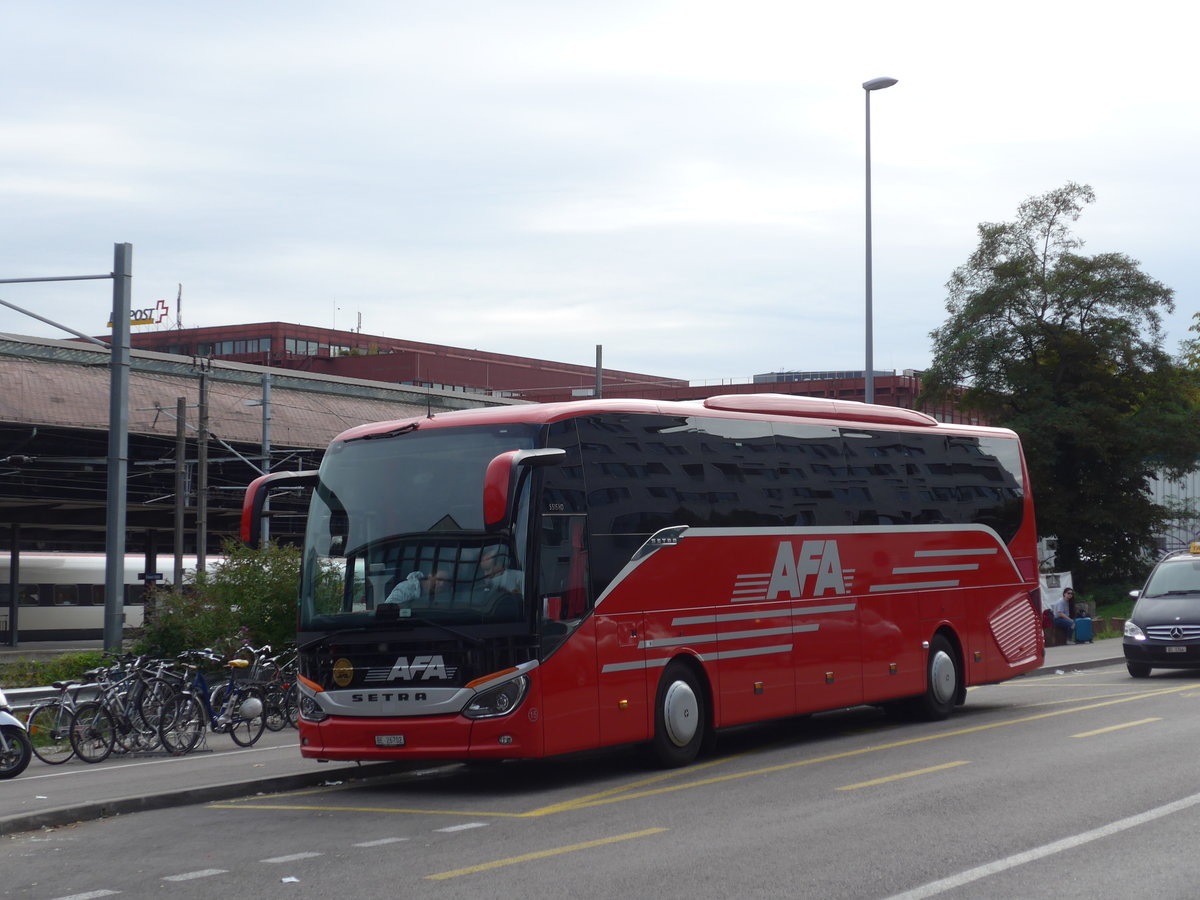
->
[25,679,92,764]
[69,654,170,763]
[158,651,266,755]
[211,643,297,732]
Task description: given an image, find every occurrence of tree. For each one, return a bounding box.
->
[136,541,308,658]
[922,183,1200,581]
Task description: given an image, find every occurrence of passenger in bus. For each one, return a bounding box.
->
[1053,587,1076,643]
[479,549,524,595]
[383,569,451,605]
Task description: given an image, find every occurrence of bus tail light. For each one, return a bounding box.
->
[462,675,528,719]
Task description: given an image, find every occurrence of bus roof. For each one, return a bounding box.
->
[332,394,1014,445]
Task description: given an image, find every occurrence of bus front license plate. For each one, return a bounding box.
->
[1166,646,1187,653]
[375,735,406,746]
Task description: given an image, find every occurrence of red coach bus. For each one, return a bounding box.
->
[243,394,1042,767]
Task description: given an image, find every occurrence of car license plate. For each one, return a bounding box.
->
[1166,646,1188,653]
[375,734,406,746]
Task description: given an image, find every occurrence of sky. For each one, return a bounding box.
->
[2,1,1196,385]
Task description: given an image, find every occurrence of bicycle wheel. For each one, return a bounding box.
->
[262,685,287,732]
[26,702,76,765]
[159,694,205,756]
[138,676,181,730]
[227,687,266,747]
[283,682,299,729]
[70,701,117,764]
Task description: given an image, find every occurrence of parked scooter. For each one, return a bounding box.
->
[0,686,33,778]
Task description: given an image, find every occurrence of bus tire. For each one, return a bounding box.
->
[912,634,959,721]
[650,661,707,768]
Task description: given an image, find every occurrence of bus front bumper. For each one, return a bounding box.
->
[298,712,543,762]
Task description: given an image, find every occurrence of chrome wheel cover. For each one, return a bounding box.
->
[662,679,699,747]
[930,649,957,705]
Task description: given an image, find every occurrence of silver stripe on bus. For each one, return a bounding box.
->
[890,563,980,574]
[601,657,672,674]
[638,628,796,648]
[601,644,795,674]
[672,603,855,626]
[913,547,999,557]
[868,580,961,592]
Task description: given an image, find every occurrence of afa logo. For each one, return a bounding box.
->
[387,655,451,681]
[767,540,849,599]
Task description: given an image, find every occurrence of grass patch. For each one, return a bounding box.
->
[0,651,109,689]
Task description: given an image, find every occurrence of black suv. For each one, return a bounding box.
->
[1124,545,1200,678]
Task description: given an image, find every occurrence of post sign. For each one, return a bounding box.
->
[109,298,170,328]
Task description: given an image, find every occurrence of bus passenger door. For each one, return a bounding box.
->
[536,514,602,756]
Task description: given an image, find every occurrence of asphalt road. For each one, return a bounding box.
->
[1,638,1122,837]
[5,654,1199,900]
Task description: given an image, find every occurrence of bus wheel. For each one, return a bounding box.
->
[913,635,959,721]
[650,661,707,768]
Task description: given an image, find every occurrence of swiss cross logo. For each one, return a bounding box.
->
[767,540,848,599]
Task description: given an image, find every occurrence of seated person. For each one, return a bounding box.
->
[383,569,451,606]
[479,549,524,595]
[1053,588,1076,642]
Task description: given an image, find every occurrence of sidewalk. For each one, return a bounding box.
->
[1031,635,1125,674]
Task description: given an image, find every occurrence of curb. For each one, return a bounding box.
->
[0,760,418,837]
[1030,656,1124,677]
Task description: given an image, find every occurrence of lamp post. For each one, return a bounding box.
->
[863,75,897,405]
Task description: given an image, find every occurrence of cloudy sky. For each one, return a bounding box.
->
[2,1,1195,384]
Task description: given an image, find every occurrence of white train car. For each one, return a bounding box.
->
[0,553,214,642]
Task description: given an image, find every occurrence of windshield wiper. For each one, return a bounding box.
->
[392,614,485,646]
[298,626,373,651]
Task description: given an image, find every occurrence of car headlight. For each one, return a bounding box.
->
[299,693,329,723]
[462,675,528,719]
[1124,620,1146,641]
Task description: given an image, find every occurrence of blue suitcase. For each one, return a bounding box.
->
[1073,616,1093,643]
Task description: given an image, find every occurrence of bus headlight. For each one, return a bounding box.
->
[462,675,528,719]
[1124,620,1146,641]
[299,694,329,723]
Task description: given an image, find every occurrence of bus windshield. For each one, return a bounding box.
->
[299,423,539,630]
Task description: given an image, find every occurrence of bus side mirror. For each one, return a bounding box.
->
[483,448,565,531]
[241,470,320,548]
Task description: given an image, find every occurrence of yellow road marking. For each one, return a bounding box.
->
[1072,718,1162,738]
[836,761,969,791]
[209,682,1195,818]
[424,827,668,880]
[511,683,1197,814]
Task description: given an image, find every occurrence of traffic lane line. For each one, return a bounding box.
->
[1071,717,1161,738]
[884,789,1200,900]
[424,827,669,881]
[208,682,1197,821]
[836,761,970,791]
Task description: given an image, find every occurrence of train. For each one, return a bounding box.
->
[0,552,216,642]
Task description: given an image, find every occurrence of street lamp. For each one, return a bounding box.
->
[863,75,897,405]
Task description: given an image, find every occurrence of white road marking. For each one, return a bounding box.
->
[885,790,1200,899]
[261,852,322,863]
[162,869,228,881]
[353,837,410,847]
[436,822,488,833]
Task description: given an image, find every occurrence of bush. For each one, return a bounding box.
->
[134,541,302,659]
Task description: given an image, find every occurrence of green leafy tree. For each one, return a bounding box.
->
[922,183,1200,581]
[135,541,305,658]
